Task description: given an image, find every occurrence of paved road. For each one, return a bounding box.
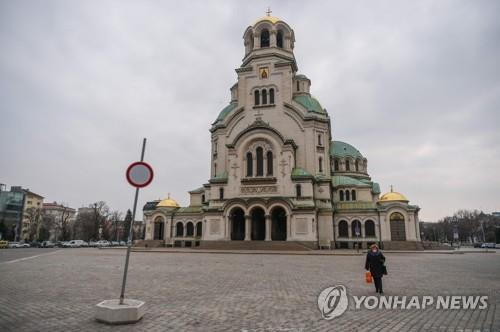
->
[0,249,499,331]
[0,248,59,263]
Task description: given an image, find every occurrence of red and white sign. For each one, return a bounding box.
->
[126,161,153,188]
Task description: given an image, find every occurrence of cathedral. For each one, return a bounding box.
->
[142,14,422,250]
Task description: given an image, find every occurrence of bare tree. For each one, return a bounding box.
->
[109,211,123,242]
[25,206,43,241]
[89,201,110,240]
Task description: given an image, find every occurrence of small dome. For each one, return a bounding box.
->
[330,141,364,159]
[254,15,282,25]
[379,189,409,203]
[157,195,180,208]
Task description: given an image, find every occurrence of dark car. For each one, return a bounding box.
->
[41,241,55,248]
[473,242,483,248]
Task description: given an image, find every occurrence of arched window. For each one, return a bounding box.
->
[277,30,283,48]
[334,159,339,171]
[351,190,356,201]
[345,160,350,171]
[365,220,376,237]
[339,190,344,201]
[269,88,275,104]
[338,220,348,237]
[186,222,194,236]
[319,157,323,173]
[352,220,362,237]
[175,222,184,237]
[196,222,202,237]
[318,134,322,146]
[346,190,350,201]
[296,81,300,91]
[219,187,224,200]
[296,184,302,197]
[246,152,253,177]
[355,159,360,172]
[214,163,217,177]
[256,147,264,176]
[262,89,267,104]
[254,90,260,105]
[201,194,205,203]
[260,29,270,47]
[266,151,273,176]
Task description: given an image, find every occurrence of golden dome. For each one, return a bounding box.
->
[379,187,409,203]
[156,195,180,208]
[254,15,282,25]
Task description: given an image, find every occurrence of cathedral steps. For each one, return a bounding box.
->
[134,240,164,248]
[382,241,424,251]
[196,241,314,251]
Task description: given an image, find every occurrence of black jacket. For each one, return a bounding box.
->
[365,250,386,278]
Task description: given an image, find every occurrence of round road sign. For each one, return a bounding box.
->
[126,161,153,188]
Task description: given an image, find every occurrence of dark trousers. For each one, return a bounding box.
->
[374,277,383,292]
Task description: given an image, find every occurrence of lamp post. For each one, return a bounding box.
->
[452,217,459,249]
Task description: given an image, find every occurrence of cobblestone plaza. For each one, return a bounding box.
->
[1,248,499,331]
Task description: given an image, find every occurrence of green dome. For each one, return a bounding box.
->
[213,102,238,124]
[293,95,327,115]
[330,141,364,159]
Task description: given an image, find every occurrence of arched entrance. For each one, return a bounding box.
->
[271,207,287,241]
[390,212,406,241]
[153,217,164,240]
[251,207,266,241]
[230,207,245,240]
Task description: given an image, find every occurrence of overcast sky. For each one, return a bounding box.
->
[1,0,499,221]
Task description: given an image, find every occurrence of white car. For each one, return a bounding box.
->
[95,240,110,247]
[8,242,22,248]
[64,240,86,248]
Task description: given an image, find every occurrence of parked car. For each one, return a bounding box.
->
[9,242,29,248]
[473,242,483,248]
[95,240,110,247]
[0,240,8,249]
[481,243,496,248]
[496,243,500,249]
[41,241,55,248]
[88,241,97,247]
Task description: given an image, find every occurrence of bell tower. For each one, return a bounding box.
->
[237,13,297,111]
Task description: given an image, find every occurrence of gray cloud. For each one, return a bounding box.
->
[1,0,499,221]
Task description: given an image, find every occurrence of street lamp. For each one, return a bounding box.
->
[451,217,459,249]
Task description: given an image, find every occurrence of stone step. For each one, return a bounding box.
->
[197,241,313,251]
[382,241,424,251]
[134,240,164,248]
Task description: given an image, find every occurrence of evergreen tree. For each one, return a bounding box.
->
[123,209,132,241]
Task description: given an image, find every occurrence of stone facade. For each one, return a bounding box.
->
[143,15,421,249]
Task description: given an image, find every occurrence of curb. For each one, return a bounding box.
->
[99,247,496,256]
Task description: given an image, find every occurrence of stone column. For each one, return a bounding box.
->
[254,36,260,49]
[347,221,352,238]
[225,216,230,240]
[270,30,277,47]
[244,215,251,241]
[265,214,271,241]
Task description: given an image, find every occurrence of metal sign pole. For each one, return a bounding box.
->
[120,138,147,305]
